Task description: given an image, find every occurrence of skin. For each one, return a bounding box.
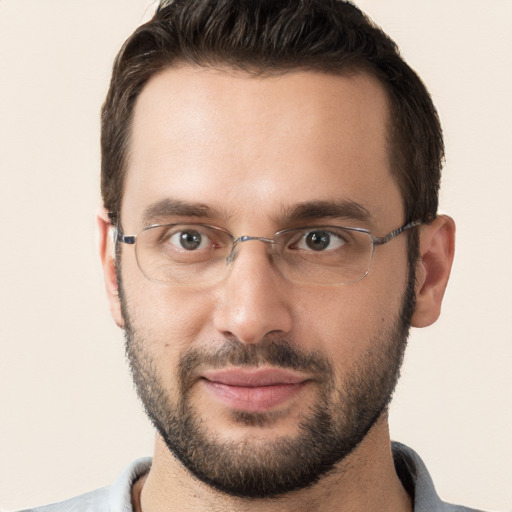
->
[98,65,455,511]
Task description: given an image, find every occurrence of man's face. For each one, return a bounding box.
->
[115,66,415,497]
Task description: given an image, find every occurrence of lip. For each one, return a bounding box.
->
[201,368,311,413]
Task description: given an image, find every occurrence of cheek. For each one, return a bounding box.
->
[134,288,212,343]
[124,285,218,397]
[120,252,216,360]
[293,268,408,361]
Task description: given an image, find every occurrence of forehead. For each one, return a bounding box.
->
[122,65,402,230]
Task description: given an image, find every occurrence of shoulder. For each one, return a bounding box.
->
[17,486,110,512]
[17,457,152,512]
[392,442,488,512]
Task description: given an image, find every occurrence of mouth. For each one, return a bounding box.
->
[200,368,311,413]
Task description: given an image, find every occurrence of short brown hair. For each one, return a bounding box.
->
[101,0,443,225]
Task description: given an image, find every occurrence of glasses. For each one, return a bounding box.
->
[114,220,420,286]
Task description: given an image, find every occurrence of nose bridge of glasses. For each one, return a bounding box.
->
[226,235,277,264]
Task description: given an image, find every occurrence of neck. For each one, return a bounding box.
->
[133,414,412,512]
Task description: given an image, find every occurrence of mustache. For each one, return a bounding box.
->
[178,338,333,389]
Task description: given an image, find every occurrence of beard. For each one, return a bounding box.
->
[119,255,417,499]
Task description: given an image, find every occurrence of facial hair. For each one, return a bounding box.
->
[120,261,417,499]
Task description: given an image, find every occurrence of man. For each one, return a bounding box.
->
[22,0,485,510]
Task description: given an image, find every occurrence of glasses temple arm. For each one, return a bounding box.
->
[372,220,421,246]
[113,228,136,245]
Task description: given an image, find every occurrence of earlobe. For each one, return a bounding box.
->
[96,208,125,328]
[411,215,456,328]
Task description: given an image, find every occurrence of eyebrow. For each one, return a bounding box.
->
[279,200,373,225]
[141,198,216,226]
[140,197,372,228]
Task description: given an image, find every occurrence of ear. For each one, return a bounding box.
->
[411,215,456,328]
[96,208,124,328]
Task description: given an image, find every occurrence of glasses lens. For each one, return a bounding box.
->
[135,224,233,284]
[274,226,374,285]
[132,224,374,286]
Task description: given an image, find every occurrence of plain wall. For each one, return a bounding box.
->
[0,1,511,510]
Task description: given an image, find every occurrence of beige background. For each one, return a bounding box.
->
[1,1,511,510]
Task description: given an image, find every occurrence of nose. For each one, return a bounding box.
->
[213,239,293,344]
